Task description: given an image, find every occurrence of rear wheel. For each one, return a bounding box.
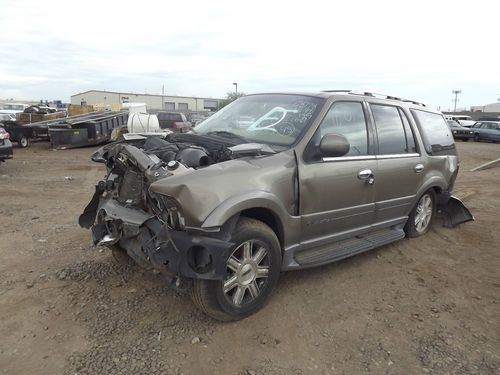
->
[18,136,29,148]
[191,217,281,321]
[405,190,435,238]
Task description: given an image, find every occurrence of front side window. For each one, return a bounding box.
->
[371,104,410,154]
[318,101,368,156]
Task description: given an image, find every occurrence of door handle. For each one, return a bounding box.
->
[414,164,424,173]
[358,169,375,185]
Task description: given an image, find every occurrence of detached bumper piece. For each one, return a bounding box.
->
[438,196,474,227]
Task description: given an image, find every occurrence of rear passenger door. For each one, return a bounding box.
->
[368,103,424,223]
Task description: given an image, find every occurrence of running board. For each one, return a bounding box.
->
[294,228,405,266]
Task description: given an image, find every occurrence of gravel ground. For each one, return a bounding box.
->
[0,141,499,375]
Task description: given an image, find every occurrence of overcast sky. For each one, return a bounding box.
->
[1,0,498,110]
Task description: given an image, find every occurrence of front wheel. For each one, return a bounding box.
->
[405,190,435,238]
[191,217,282,321]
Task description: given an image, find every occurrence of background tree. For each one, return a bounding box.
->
[217,91,245,110]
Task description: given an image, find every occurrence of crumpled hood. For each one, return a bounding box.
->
[149,149,297,227]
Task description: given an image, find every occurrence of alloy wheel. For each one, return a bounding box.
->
[414,194,433,233]
[223,240,270,307]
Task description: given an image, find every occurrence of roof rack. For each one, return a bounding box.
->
[321,90,426,107]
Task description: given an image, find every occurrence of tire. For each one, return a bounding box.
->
[461,138,468,142]
[405,190,435,238]
[18,136,29,148]
[474,134,480,142]
[191,217,282,321]
[109,244,135,267]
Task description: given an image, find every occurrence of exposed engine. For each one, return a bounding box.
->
[79,133,239,230]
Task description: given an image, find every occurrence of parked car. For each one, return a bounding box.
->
[471,121,500,142]
[156,112,192,133]
[446,120,474,141]
[24,105,57,114]
[0,113,16,122]
[187,112,209,126]
[0,103,29,115]
[445,115,476,127]
[0,127,13,162]
[79,91,473,321]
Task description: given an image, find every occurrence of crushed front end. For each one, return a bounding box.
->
[79,134,237,287]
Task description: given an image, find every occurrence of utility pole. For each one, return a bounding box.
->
[452,90,461,112]
[233,82,238,95]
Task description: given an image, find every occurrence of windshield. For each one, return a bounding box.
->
[194,94,324,146]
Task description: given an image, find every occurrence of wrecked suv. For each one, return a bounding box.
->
[80,91,473,321]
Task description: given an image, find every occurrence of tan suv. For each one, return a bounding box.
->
[80,90,473,321]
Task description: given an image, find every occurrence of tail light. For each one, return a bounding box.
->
[0,129,10,140]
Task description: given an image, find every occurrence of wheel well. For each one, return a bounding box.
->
[239,208,284,249]
[431,186,442,195]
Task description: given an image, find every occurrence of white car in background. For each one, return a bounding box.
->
[0,103,29,116]
[444,115,476,127]
[0,113,16,122]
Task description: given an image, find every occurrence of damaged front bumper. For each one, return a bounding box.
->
[80,186,233,282]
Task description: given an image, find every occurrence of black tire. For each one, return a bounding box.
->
[191,217,282,321]
[18,136,29,148]
[405,190,435,238]
[109,244,135,267]
[474,134,480,142]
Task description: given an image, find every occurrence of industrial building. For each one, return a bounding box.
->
[70,90,221,112]
[470,99,500,113]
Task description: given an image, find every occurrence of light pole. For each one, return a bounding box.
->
[452,90,461,112]
[233,82,238,95]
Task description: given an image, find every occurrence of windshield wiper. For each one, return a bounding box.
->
[206,131,248,142]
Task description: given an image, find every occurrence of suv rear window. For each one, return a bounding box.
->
[159,113,182,121]
[411,109,455,155]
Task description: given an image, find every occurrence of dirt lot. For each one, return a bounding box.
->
[0,141,499,375]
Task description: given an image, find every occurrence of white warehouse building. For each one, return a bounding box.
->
[70,90,221,112]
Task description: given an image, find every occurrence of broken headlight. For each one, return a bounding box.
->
[149,192,185,230]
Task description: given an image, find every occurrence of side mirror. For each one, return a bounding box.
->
[319,133,350,157]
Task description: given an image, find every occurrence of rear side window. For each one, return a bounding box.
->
[371,104,415,154]
[411,110,455,155]
[399,109,417,153]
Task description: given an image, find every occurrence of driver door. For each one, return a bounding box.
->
[299,101,377,243]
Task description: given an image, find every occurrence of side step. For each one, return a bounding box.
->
[294,228,405,266]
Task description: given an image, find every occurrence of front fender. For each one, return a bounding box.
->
[201,191,290,229]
